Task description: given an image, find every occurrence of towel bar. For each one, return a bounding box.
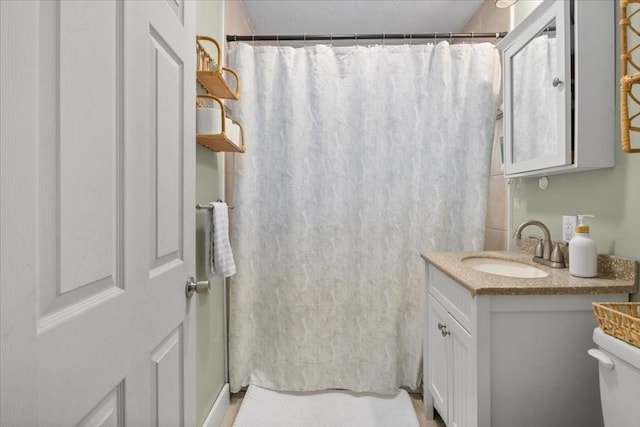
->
[196,201,234,210]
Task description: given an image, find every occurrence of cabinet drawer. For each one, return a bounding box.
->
[428,264,473,332]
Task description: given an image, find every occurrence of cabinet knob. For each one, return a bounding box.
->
[552,77,563,87]
[437,322,451,336]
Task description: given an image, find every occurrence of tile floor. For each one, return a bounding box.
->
[220,391,445,427]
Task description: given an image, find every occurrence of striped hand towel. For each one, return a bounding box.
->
[205,202,236,278]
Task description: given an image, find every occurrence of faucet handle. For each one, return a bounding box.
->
[533,238,544,258]
[550,242,565,264]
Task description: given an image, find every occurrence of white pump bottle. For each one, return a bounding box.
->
[568,215,597,278]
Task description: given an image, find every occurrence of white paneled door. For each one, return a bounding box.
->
[1,1,196,425]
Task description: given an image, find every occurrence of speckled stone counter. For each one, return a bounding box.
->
[421,251,637,297]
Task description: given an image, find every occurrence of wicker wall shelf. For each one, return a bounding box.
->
[196,133,245,153]
[196,69,240,100]
[195,35,245,152]
[196,35,240,100]
[196,94,246,153]
[620,0,640,153]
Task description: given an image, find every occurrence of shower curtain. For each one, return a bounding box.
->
[227,42,500,394]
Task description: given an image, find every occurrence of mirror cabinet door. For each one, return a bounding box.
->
[504,0,571,175]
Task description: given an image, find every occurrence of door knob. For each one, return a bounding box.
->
[552,77,562,87]
[185,276,210,298]
[437,322,446,330]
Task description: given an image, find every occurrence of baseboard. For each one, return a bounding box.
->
[202,383,230,427]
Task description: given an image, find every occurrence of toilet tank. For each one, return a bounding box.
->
[590,327,640,427]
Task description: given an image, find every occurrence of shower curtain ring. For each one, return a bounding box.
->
[449,32,452,44]
[471,31,474,43]
[303,33,307,47]
[252,34,255,46]
[382,32,386,45]
[330,33,333,46]
[409,33,412,45]
[277,34,280,46]
[355,32,358,46]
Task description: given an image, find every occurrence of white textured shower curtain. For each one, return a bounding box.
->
[228,42,500,394]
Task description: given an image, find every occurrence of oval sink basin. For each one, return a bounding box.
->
[461,257,549,278]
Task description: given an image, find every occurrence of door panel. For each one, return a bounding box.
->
[0,1,195,425]
[152,327,184,427]
[77,384,125,427]
[58,0,120,293]
[449,315,473,427]
[36,0,124,330]
[150,27,183,264]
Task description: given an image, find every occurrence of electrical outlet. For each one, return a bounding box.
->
[562,215,577,242]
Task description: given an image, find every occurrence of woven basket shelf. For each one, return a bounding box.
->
[196,94,245,153]
[593,302,640,348]
[196,35,240,100]
[195,35,245,152]
[196,133,245,153]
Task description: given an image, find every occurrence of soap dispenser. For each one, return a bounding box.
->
[568,215,597,278]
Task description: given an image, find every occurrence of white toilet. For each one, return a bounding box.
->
[589,327,640,427]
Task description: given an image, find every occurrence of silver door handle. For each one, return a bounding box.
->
[185,276,210,298]
[437,322,446,330]
[552,77,562,87]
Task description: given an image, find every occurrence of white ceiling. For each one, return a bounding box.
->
[239,0,485,37]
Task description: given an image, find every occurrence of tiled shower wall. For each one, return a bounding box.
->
[462,0,510,250]
[224,0,253,211]
[484,119,508,250]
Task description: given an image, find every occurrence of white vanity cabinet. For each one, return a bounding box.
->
[424,263,628,427]
[427,295,474,427]
[498,0,614,178]
[426,269,476,427]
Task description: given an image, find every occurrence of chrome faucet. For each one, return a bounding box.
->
[513,220,566,268]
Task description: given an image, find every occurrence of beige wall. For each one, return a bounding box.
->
[461,0,511,250]
[225,0,254,43]
[461,0,510,34]
[512,0,544,28]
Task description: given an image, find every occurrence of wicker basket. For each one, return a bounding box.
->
[592,302,640,348]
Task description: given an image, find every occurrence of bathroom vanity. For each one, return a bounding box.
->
[422,251,637,427]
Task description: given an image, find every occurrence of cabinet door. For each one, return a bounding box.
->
[427,295,450,424]
[502,0,571,176]
[448,313,475,427]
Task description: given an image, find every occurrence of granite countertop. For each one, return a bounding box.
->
[421,251,638,297]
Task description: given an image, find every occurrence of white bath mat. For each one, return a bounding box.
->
[232,385,420,427]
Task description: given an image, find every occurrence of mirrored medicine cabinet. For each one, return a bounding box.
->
[498,0,615,178]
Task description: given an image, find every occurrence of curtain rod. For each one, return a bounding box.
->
[226,32,509,43]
